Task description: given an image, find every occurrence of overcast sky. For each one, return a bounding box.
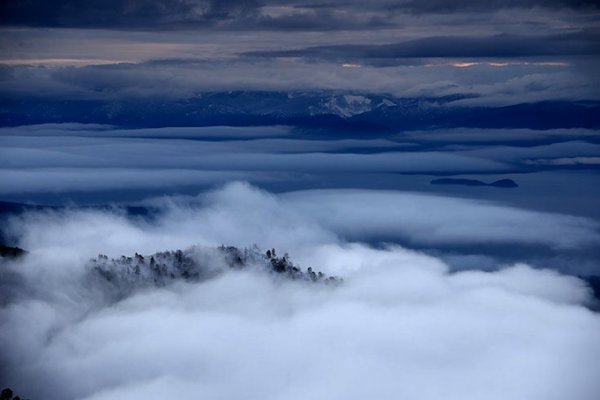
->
[1,0,598,103]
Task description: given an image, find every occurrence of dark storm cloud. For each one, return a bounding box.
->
[0,0,396,32]
[1,0,598,30]
[1,1,598,103]
[245,31,600,62]
[0,0,376,30]
[0,0,260,29]
[397,0,600,13]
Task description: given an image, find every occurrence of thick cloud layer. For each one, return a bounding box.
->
[1,124,598,226]
[1,182,599,400]
[2,56,598,105]
[282,188,600,249]
[1,124,598,195]
[7,182,598,252]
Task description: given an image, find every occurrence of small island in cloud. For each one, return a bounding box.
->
[431,178,519,188]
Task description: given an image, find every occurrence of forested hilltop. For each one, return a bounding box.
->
[90,245,339,295]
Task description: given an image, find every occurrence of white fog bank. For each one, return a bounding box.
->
[1,183,599,400]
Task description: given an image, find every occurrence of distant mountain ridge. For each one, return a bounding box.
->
[2,91,599,131]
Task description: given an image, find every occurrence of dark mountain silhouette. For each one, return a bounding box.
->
[1,387,24,400]
[0,201,48,215]
[582,276,600,310]
[0,245,26,259]
[489,179,519,188]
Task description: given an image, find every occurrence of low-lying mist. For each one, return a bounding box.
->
[1,182,599,400]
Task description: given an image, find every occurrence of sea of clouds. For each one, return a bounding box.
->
[1,182,599,400]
